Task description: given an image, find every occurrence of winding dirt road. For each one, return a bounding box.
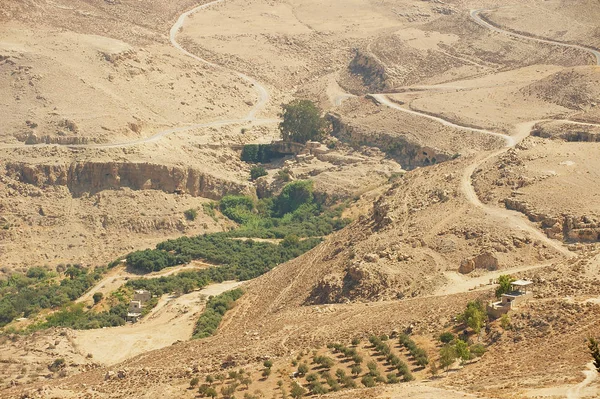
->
[470,8,600,66]
[0,0,276,150]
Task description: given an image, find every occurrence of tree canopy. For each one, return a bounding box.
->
[495,275,515,298]
[279,99,330,144]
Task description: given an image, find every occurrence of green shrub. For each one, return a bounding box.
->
[250,166,268,181]
[361,375,376,387]
[184,208,198,221]
[92,292,103,304]
[470,343,486,358]
[439,332,455,344]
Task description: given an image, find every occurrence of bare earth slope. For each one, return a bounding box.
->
[2,0,600,398]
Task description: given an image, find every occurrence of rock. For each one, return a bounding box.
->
[459,252,498,274]
[364,253,379,263]
[104,371,115,380]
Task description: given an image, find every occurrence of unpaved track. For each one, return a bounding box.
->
[370,4,600,259]
[470,8,600,66]
[0,0,276,150]
[370,93,516,146]
[566,362,599,399]
[72,281,243,366]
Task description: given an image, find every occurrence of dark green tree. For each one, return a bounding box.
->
[279,99,330,144]
[92,292,103,304]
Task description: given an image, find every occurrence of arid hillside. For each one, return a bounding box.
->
[2,0,600,398]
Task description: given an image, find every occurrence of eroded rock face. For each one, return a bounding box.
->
[348,49,389,93]
[505,198,600,243]
[459,251,498,274]
[372,197,393,229]
[328,114,450,170]
[4,161,250,200]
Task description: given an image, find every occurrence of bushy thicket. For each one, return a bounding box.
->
[219,180,350,239]
[0,266,103,327]
[192,288,243,338]
[128,234,320,275]
[40,302,128,330]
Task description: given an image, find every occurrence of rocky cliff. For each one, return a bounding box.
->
[4,161,250,200]
[505,197,600,243]
[328,113,451,170]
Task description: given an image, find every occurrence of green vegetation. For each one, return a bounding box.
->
[439,332,455,344]
[41,301,128,330]
[184,208,198,221]
[279,99,330,144]
[218,181,349,239]
[458,300,487,334]
[369,335,413,382]
[398,333,429,367]
[241,144,276,163]
[438,339,487,370]
[495,275,515,298]
[290,381,306,399]
[202,202,218,221]
[0,265,104,327]
[127,234,321,277]
[361,375,376,388]
[192,288,244,338]
[250,165,268,181]
[92,292,103,304]
[439,344,456,371]
[500,314,511,330]
[2,178,348,333]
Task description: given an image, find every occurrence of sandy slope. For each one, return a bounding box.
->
[72,281,243,366]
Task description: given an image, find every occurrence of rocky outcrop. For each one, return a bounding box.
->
[327,113,450,170]
[348,49,389,93]
[306,261,393,304]
[372,196,393,229]
[532,123,600,142]
[459,251,498,274]
[505,198,600,243]
[4,161,250,200]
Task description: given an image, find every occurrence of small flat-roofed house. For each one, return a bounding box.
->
[487,279,534,318]
[133,289,151,303]
[126,291,152,322]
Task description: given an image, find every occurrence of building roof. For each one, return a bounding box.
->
[511,279,533,286]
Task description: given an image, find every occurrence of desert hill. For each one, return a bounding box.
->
[1,0,600,398]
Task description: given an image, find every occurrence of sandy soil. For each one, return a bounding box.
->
[71,281,243,366]
[3,0,600,398]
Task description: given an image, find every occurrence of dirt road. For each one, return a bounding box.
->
[470,8,600,66]
[0,0,276,151]
[71,281,243,365]
[76,262,212,305]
